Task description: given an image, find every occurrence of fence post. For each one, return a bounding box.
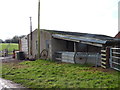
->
[101,47,107,68]
[106,47,110,68]
[109,48,112,68]
[95,53,99,67]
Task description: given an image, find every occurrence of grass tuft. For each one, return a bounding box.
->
[2,59,120,88]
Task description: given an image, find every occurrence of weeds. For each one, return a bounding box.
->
[2,59,120,88]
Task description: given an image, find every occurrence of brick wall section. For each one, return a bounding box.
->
[115,32,120,39]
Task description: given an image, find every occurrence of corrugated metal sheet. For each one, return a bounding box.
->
[55,51,101,66]
[45,29,114,40]
[52,34,107,47]
[74,52,101,66]
[62,52,75,63]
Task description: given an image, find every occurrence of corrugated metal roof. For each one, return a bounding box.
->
[52,33,120,47]
[45,29,114,40]
[52,34,107,44]
[30,29,120,46]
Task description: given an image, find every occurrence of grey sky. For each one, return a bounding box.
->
[0,0,119,40]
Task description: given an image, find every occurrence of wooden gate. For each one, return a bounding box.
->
[101,47,110,69]
[109,48,120,71]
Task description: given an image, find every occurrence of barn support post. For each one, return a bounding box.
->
[74,42,76,52]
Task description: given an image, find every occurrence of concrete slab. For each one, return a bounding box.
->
[0,78,25,89]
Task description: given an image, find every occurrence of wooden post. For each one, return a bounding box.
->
[106,47,110,68]
[38,0,40,59]
[74,42,76,52]
[101,46,107,68]
[101,46,110,69]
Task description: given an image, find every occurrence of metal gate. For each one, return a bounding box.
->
[109,48,120,71]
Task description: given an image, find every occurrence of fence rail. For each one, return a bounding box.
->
[101,48,107,68]
[0,50,13,57]
[109,48,120,71]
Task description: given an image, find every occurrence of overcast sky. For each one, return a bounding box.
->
[0,0,119,40]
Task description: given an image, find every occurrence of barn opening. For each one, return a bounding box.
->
[52,34,102,66]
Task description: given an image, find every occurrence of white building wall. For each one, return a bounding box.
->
[21,36,28,55]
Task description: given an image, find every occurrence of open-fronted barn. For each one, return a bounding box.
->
[23,29,120,69]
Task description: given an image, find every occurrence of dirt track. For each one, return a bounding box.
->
[0,56,26,89]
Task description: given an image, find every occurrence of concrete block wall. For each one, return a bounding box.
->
[32,29,38,58]
[40,30,52,59]
[27,29,53,59]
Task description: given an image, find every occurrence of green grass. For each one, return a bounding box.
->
[0,43,18,51]
[2,60,120,88]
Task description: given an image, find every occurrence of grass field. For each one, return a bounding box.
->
[0,43,18,51]
[2,59,120,88]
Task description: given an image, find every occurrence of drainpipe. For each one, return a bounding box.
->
[38,0,40,59]
[30,17,32,55]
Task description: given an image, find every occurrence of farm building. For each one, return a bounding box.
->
[20,29,120,69]
[19,36,28,58]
